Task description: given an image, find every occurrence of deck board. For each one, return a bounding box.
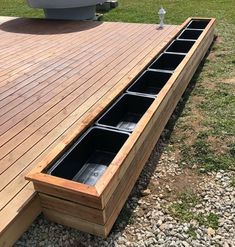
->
[0,17,179,246]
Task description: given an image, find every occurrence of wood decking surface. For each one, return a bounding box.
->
[0,16,179,246]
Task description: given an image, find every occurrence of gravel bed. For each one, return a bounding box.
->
[15,138,235,247]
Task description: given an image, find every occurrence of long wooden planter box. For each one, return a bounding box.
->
[26,17,215,238]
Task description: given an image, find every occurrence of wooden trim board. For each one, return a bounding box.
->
[26,17,215,238]
[0,194,41,247]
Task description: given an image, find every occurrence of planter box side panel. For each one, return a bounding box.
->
[43,208,107,238]
[100,19,215,209]
[101,23,215,236]
[39,193,105,225]
[33,181,103,209]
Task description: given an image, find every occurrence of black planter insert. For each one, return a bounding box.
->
[96,94,154,132]
[165,40,195,54]
[149,53,185,71]
[177,29,203,40]
[47,127,130,186]
[187,20,209,30]
[127,70,172,97]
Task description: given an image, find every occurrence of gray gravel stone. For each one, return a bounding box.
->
[14,140,235,247]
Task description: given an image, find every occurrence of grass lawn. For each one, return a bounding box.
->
[1,0,233,172]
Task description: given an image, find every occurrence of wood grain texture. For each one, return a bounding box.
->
[0,17,179,245]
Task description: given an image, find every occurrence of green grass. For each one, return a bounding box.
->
[168,191,219,231]
[168,191,199,222]
[177,76,235,172]
[0,1,234,172]
[180,130,235,172]
[0,0,43,17]
[1,0,235,24]
[231,177,235,187]
[187,226,197,239]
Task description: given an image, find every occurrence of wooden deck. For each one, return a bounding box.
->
[0,17,180,246]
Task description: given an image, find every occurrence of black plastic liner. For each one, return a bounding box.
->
[45,19,207,187]
[47,127,130,186]
[177,29,203,40]
[149,53,185,71]
[165,40,195,54]
[187,20,209,30]
[127,70,172,97]
[96,94,154,132]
